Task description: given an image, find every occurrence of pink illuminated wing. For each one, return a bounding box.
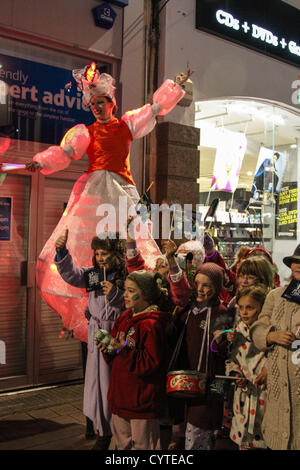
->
[153,79,185,116]
[33,146,71,175]
[122,104,156,140]
[60,124,91,160]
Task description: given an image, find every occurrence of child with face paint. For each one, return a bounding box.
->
[100,270,171,450]
[202,231,237,306]
[125,217,191,310]
[167,262,228,450]
[54,231,126,450]
[125,220,190,448]
[225,284,268,450]
[216,256,275,342]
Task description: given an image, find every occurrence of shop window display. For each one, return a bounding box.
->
[195,98,299,268]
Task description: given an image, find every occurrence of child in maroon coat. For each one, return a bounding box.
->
[170,262,228,450]
[100,270,170,450]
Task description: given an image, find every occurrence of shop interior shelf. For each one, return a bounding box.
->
[207,222,269,228]
[218,238,271,243]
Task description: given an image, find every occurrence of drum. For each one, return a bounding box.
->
[166,370,207,399]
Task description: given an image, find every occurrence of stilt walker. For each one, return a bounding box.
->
[25,63,191,342]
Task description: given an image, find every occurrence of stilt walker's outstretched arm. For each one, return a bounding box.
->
[31,124,91,175]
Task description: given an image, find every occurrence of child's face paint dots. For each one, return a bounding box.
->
[124,279,149,313]
[237,295,262,326]
[94,249,113,270]
[194,273,216,305]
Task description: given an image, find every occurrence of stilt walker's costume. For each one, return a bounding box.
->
[32,64,186,342]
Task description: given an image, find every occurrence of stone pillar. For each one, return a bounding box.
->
[153,121,200,205]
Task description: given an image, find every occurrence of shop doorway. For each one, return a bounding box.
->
[0,170,83,391]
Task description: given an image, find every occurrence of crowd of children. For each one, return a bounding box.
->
[54,226,300,451]
[22,61,300,451]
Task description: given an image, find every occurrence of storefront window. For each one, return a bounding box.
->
[0,37,111,145]
[0,36,113,388]
[195,98,299,272]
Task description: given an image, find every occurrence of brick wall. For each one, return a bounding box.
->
[154,121,200,205]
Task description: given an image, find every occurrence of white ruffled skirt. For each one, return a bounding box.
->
[36,170,161,342]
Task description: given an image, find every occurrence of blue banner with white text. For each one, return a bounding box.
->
[0,53,99,144]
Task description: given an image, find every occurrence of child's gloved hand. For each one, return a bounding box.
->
[235,375,247,388]
[101,280,114,296]
[203,231,215,253]
[161,239,177,259]
[227,329,236,342]
[55,228,69,249]
[254,367,267,387]
[110,332,127,352]
[213,329,224,344]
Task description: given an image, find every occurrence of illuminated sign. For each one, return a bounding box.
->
[196,0,300,67]
[92,3,117,30]
[275,182,297,240]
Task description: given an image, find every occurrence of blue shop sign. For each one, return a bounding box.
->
[105,0,129,6]
[0,197,12,241]
[0,53,100,145]
[92,3,117,30]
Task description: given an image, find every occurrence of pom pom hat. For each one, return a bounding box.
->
[194,262,224,297]
[126,270,162,304]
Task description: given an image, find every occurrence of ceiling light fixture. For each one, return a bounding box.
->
[227,102,285,126]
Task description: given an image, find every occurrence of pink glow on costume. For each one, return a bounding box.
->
[35,77,185,342]
[0,137,11,154]
[153,80,185,116]
[60,124,91,160]
[33,146,71,175]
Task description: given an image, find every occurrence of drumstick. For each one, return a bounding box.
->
[146,181,154,193]
[214,375,241,380]
[171,306,178,317]
[103,266,109,320]
[168,212,174,240]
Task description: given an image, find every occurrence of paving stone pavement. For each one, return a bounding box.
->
[0,382,115,450]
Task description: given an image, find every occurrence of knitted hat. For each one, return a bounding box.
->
[176,240,205,268]
[91,233,125,274]
[283,244,300,268]
[246,247,274,265]
[91,234,125,254]
[194,262,224,296]
[126,270,162,304]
